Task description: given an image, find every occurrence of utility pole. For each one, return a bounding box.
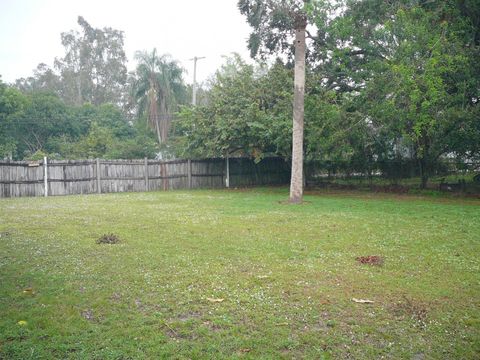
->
[189,56,205,106]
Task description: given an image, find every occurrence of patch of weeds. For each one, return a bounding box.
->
[96,233,121,244]
[356,255,384,266]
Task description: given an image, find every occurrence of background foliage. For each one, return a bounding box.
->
[1,1,479,186]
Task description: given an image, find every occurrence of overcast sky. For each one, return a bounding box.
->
[0,0,253,85]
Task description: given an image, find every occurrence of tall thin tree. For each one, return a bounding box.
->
[290,12,307,203]
[239,0,309,203]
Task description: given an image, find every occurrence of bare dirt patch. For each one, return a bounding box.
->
[356,255,384,266]
[96,233,121,244]
[177,312,202,322]
[390,296,428,328]
[81,309,95,322]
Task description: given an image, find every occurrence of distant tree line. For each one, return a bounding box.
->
[1,1,479,190]
[1,16,187,161]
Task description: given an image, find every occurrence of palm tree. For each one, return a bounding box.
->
[132,49,186,143]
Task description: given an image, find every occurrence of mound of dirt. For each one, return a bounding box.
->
[96,233,121,244]
[356,255,384,266]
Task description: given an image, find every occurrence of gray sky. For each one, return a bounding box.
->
[0,0,252,85]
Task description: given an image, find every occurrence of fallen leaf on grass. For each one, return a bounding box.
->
[206,297,224,303]
[238,348,251,353]
[17,320,27,326]
[22,287,35,296]
[352,298,374,304]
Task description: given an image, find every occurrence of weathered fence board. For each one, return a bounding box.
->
[48,160,96,196]
[0,157,290,198]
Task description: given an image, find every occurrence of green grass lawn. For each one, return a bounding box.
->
[1,188,479,359]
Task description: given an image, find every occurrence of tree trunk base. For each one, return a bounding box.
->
[288,196,303,204]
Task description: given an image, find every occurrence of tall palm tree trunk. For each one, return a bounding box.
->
[148,89,162,144]
[159,96,169,143]
[289,19,306,204]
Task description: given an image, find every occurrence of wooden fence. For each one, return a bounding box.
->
[0,157,290,198]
